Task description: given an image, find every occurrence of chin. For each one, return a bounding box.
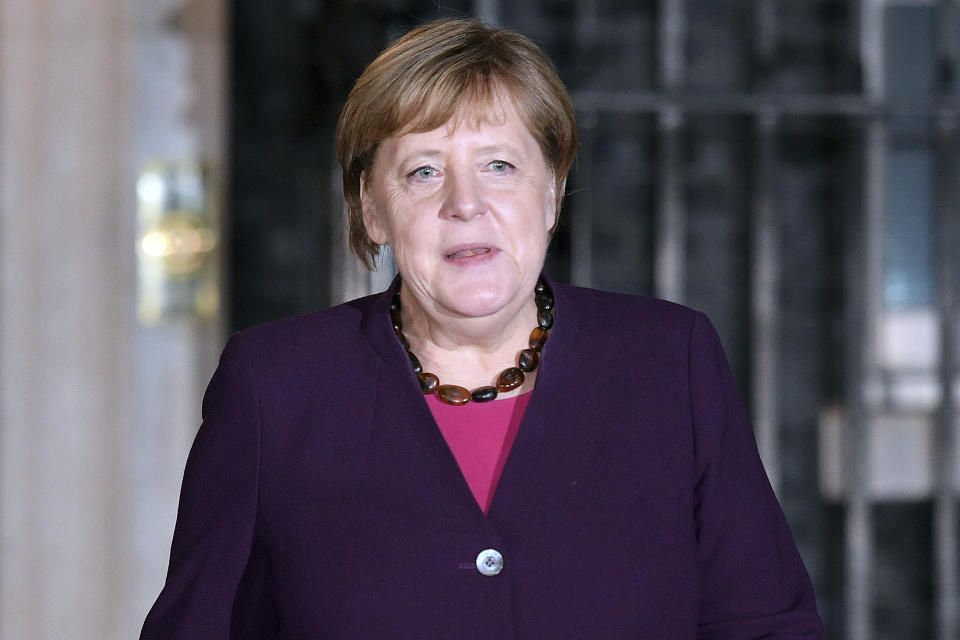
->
[442,280,525,319]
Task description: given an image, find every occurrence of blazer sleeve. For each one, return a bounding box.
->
[140,333,278,639]
[689,312,823,638]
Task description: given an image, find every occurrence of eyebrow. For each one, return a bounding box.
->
[396,150,444,168]
[476,144,523,157]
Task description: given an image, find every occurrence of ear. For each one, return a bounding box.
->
[360,172,389,246]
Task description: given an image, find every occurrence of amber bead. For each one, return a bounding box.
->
[496,367,525,392]
[518,348,539,372]
[398,332,410,349]
[471,386,498,402]
[529,327,549,351]
[419,372,439,394]
[407,351,423,374]
[537,310,554,330]
[535,292,554,312]
[437,384,471,405]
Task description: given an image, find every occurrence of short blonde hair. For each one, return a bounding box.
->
[335,18,579,269]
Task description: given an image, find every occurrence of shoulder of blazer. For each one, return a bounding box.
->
[226,291,385,379]
[552,282,701,343]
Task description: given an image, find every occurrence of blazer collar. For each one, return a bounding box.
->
[358,273,411,388]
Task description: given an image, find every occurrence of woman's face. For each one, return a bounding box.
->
[361,97,557,322]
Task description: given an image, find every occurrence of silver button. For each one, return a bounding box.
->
[475,548,504,576]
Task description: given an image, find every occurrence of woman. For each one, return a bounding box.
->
[141,18,822,639]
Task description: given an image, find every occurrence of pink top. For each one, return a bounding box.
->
[425,391,533,514]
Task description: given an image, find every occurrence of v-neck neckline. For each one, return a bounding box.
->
[359,273,582,523]
[424,389,533,514]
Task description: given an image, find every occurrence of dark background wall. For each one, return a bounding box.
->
[230,2,951,638]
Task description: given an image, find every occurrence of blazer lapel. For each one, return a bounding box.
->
[486,278,606,522]
[358,278,488,527]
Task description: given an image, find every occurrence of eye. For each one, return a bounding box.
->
[489,160,514,173]
[409,165,439,180]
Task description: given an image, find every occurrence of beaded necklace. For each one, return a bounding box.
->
[391,277,555,406]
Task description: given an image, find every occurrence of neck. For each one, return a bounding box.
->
[398,284,539,393]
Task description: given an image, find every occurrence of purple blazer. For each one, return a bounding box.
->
[141,278,822,639]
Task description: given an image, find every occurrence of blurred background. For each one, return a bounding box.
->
[1,1,958,638]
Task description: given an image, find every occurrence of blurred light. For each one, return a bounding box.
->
[136,161,220,325]
[136,173,166,206]
[140,231,169,257]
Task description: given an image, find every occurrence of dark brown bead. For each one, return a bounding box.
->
[471,386,498,402]
[518,348,539,372]
[535,292,554,312]
[407,351,423,374]
[437,384,470,406]
[390,297,401,312]
[496,367,525,392]
[419,372,439,394]
[535,279,546,294]
[390,309,403,333]
[537,310,554,330]
[398,332,410,349]
[529,327,549,351]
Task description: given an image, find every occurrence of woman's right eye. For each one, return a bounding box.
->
[409,166,437,179]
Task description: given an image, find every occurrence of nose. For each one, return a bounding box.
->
[439,170,485,222]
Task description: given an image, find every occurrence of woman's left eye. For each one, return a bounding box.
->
[489,160,514,173]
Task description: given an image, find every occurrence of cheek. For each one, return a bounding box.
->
[388,209,438,266]
[525,188,555,240]
[375,188,419,240]
[515,207,552,261]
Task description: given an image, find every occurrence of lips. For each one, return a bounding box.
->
[446,247,491,259]
[442,244,499,265]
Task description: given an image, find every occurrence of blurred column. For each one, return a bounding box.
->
[569,0,597,288]
[0,1,228,639]
[933,110,960,640]
[933,5,959,636]
[750,110,781,491]
[749,0,781,491]
[654,0,686,303]
[474,0,499,26]
[845,2,885,639]
[127,0,229,634]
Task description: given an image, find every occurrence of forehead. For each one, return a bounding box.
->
[382,97,540,158]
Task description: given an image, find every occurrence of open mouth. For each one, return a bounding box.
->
[446,247,492,260]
